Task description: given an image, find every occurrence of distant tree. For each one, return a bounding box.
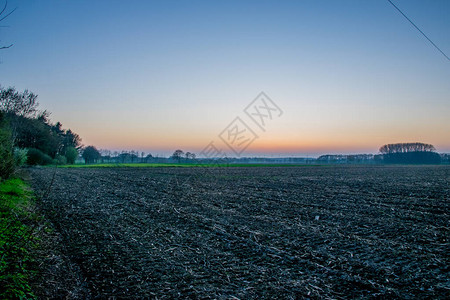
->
[130,150,138,163]
[65,147,78,164]
[145,153,153,163]
[119,151,128,163]
[130,152,138,163]
[185,152,196,160]
[82,146,101,164]
[117,151,138,163]
[101,149,112,163]
[171,149,184,163]
[111,151,118,163]
[441,154,450,164]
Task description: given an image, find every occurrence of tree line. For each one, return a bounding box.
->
[1,87,445,179]
[379,142,441,164]
[0,86,82,180]
[79,144,446,165]
[80,148,198,164]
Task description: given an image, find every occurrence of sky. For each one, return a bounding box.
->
[0,0,449,157]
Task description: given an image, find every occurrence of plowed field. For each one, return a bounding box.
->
[30,166,449,298]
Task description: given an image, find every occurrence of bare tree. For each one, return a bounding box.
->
[0,86,41,142]
[0,87,39,117]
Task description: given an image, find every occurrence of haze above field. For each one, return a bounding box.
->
[1,0,449,157]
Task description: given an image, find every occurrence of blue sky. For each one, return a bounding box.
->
[1,0,449,156]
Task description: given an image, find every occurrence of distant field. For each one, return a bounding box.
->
[30,165,449,298]
[58,163,316,168]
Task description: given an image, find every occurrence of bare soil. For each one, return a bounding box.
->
[29,165,449,299]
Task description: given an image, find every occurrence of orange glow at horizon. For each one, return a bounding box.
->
[79,126,450,156]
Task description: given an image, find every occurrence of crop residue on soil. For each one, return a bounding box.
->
[30,166,449,298]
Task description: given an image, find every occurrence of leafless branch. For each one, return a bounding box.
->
[0,43,12,49]
[0,0,16,50]
[0,1,15,23]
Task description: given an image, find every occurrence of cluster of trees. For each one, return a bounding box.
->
[379,142,441,164]
[171,149,196,162]
[379,143,436,154]
[0,86,83,179]
[441,154,450,164]
[314,143,444,165]
[81,146,101,164]
[98,149,151,163]
[80,148,151,164]
[317,154,380,164]
[79,148,199,164]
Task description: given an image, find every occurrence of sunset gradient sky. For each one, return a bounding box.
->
[1,0,449,157]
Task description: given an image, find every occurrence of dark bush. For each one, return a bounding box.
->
[53,154,67,165]
[0,112,15,181]
[26,148,53,166]
[0,128,14,180]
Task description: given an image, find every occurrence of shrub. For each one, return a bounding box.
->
[26,148,53,166]
[14,148,28,167]
[54,154,67,165]
[65,147,78,164]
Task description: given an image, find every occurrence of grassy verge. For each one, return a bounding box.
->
[57,163,320,168]
[0,178,37,299]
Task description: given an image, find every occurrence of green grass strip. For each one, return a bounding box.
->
[0,178,37,299]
